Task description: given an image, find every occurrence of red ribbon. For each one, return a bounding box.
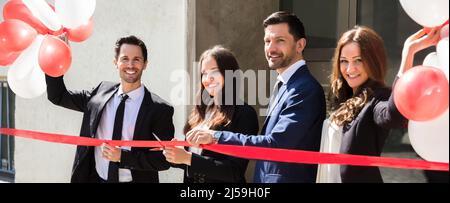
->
[424,19,449,34]
[1,128,448,171]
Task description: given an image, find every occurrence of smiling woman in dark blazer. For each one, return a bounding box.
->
[317,26,441,183]
[163,46,259,183]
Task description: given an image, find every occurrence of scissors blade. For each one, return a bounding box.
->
[152,133,164,147]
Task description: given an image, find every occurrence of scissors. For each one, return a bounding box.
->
[152,133,165,148]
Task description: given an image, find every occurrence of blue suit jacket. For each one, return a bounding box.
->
[215,65,326,183]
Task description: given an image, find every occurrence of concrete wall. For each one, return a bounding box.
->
[1,0,188,182]
[196,0,279,119]
[196,0,279,68]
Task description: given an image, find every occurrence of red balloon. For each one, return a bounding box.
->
[3,0,49,34]
[38,35,72,77]
[394,66,449,121]
[67,19,94,42]
[0,49,20,66]
[440,24,449,39]
[0,19,37,52]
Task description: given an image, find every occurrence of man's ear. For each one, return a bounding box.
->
[143,61,148,70]
[297,38,307,54]
[113,58,118,68]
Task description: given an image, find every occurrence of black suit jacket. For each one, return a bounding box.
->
[175,103,259,183]
[46,75,174,183]
[339,86,407,183]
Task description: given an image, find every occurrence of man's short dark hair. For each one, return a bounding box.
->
[263,11,306,41]
[115,35,148,62]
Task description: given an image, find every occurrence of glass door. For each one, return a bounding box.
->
[280,0,357,92]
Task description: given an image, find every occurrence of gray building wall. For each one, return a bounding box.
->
[196,0,279,124]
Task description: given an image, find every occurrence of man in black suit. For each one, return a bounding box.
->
[45,35,174,183]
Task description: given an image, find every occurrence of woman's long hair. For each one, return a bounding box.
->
[329,26,388,126]
[184,45,240,134]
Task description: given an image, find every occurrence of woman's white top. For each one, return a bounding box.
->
[316,118,344,183]
[189,110,215,155]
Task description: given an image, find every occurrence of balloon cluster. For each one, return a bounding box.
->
[396,0,449,163]
[0,0,95,98]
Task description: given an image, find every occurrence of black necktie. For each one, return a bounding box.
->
[107,94,129,182]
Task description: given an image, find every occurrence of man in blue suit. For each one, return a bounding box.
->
[186,11,326,183]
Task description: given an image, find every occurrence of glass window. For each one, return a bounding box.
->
[282,0,339,48]
[0,81,15,182]
[357,0,425,84]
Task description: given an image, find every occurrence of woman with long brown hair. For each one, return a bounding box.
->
[163,45,259,183]
[317,26,440,182]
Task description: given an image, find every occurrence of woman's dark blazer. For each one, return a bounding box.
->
[339,86,407,183]
[176,103,259,183]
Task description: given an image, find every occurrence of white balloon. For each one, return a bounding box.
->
[436,37,449,80]
[8,35,44,80]
[55,0,96,29]
[8,63,46,99]
[399,0,449,27]
[22,0,62,31]
[7,35,47,99]
[423,52,440,68]
[409,110,449,163]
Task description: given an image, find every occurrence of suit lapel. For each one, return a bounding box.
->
[91,84,119,137]
[263,84,287,125]
[132,87,153,141]
[261,65,309,134]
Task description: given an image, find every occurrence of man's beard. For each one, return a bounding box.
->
[121,71,142,84]
[268,53,295,70]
